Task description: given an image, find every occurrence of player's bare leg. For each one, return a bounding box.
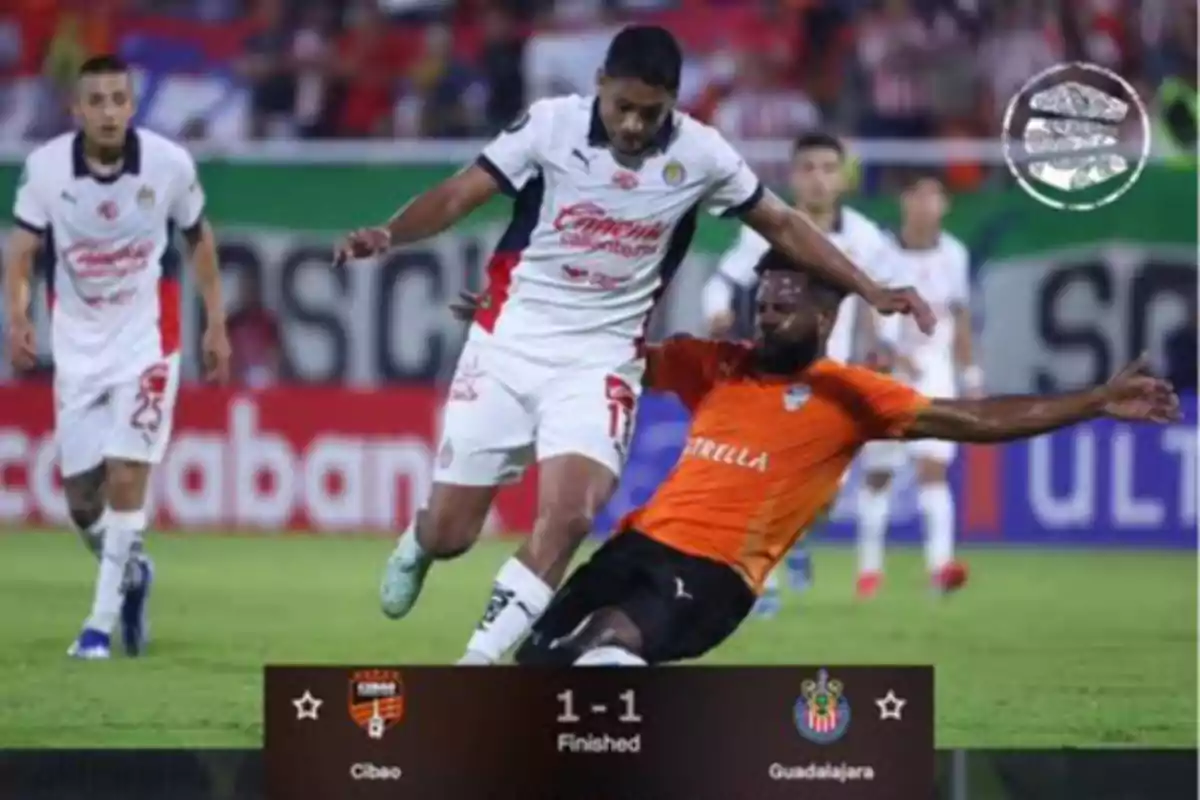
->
[460,454,616,665]
[915,458,967,594]
[64,465,107,559]
[855,470,893,599]
[64,464,154,654]
[69,458,154,659]
[380,483,497,619]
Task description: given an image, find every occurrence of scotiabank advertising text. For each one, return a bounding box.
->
[0,385,536,533]
[0,386,1194,548]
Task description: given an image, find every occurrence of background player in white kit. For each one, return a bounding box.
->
[700,132,893,616]
[3,56,230,659]
[335,26,934,666]
[856,172,978,598]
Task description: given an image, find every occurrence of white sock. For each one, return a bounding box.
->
[77,508,149,589]
[463,557,553,663]
[574,646,646,666]
[919,482,955,572]
[84,509,145,635]
[856,487,891,575]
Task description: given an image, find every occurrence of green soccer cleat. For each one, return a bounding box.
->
[379,533,432,619]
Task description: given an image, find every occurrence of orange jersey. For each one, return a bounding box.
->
[622,337,929,593]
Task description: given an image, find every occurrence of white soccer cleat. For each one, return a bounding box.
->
[379,534,432,620]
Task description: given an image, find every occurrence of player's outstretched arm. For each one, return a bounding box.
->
[340,97,552,266]
[741,191,937,335]
[904,355,1181,443]
[333,165,502,266]
[3,226,40,370]
[383,164,501,246]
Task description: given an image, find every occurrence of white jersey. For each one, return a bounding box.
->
[878,231,970,367]
[472,94,762,365]
[13,128,205,382]
[700,206,892,362]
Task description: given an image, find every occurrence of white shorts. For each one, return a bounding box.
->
[54,354,182,478]
[860,359,958,472]
[435,341,644,487]
[860,438,958,472]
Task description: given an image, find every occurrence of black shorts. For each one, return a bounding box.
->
[518,530,756,665]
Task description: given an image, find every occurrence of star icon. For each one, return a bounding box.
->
[292,690,323,721]
[875,690,906,721]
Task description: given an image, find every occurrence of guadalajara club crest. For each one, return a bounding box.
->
[793,668,851,744]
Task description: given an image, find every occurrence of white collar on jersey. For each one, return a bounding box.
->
[790,205,843,234]
[891,229,943,252]
[72,130,142,185]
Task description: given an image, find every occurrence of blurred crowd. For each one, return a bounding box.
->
[0,1,1196,388]
[0,0,1194,158]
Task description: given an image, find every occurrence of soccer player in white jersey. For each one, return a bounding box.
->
[856,171,977,598]
[3,56,230,659]
[700,132,893,616]
[335,26,934,667]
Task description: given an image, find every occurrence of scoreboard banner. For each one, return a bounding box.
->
[0,384,1193,549]
[0,164,1193,388]
[264,665,935,799]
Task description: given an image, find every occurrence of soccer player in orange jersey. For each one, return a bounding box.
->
[512,249,1181,667]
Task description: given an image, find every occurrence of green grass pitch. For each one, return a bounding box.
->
[0,530,1194,749]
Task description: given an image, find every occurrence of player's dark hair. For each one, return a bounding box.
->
[78,54,130,78]
[792,132,845,159]
[602,26,682,93]
[754,249,848,309]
